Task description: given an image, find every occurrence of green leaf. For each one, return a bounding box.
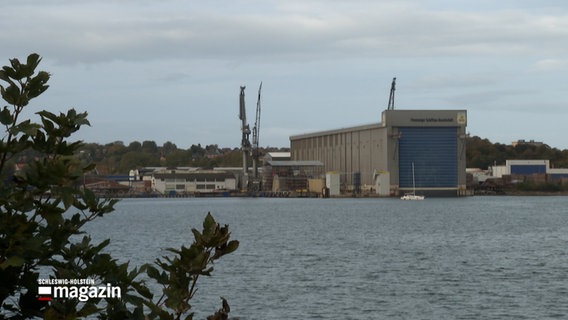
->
[77,302,100,317]
[62,190,75,209]
[73,110,91,127]
[0,65,17,82]
[131,281,153,299]
[26,53,41,71]
[191,229,202,243]
[0,68,11,82]
[83,163,97,172]
[203,212,216,232]
[145,265,161,280]
[36,110,59,124]
[0,106,12,125]
[82,188,96,208]
[224,240,239,255]
[26,70,50,99]
[0,256,25,269]
[1,83,21,105]
[9,119,40,136]
[9,58,21,73]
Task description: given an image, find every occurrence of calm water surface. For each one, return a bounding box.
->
[84,196,568,319]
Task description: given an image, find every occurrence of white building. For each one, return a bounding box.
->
[491,159,568,181]
[152,168,236,195]
[491,160,549,178]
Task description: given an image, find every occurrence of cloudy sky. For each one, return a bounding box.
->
[2,0,567,149]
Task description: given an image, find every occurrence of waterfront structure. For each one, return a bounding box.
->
[290,109,468,197]
[152,168,236,195]
[491,160,568,182]
[262,159,324,193]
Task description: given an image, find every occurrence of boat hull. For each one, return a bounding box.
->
[400,193,425,200]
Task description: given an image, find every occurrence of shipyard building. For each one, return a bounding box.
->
[290,109,468,197]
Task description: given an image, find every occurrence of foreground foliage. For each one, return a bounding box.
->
[0,54,238,319]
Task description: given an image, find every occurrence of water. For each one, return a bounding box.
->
[83,197,568,319]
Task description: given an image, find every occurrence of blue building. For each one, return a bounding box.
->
[492,160,568,182]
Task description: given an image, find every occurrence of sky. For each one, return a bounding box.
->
[2,0,567,149]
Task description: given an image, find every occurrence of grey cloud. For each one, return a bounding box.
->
[3,1,568,64]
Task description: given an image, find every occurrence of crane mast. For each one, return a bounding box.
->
[239,83,263,192]
[239,86,251,187]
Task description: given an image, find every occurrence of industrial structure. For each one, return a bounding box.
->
[491,160,568,182]
[261,152,324,194]
[239,83,263,192]
[152,168,236,195]
[290,79,468,197]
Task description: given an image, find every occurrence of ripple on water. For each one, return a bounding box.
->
[82,197,568,319]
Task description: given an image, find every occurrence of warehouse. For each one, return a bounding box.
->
[290,109,468,197]
[491,160,568,183]
[152,169,236,195]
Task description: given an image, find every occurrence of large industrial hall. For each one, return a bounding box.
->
[290,109,468,197]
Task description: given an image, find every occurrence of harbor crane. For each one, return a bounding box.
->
[239,86,251,188]
[238,82,263,192]
[387,77,396,110]
[251,82,262,184]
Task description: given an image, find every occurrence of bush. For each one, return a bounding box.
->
[0,54,238,319]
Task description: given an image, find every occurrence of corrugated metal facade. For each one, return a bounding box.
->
[510,165,547,175]
[290,124,386,187]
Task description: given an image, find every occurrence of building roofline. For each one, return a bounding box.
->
[266,160,324,167]
[290,122,383,141]
[153,171,235,180]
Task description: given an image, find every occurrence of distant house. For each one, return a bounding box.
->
[511,139,544,147]
[151,168,236,195]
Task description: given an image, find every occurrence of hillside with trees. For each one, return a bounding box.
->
[78,141,289,175]
[72,136,568,176]
[466,136,568,169]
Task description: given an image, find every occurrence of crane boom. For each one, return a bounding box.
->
[387,77,396,110]
[252,82,262,180]
[252,82,262,152]
[239,86,246,121]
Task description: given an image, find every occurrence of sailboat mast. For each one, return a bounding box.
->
[412,162,416,195]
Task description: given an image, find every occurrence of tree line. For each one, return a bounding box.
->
[466,136,568,169]
[78,141,289,175]
[72,136,568,176]
[75,136,568,175]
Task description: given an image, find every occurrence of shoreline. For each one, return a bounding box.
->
[101,190,568,199]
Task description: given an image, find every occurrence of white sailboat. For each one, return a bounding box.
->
[400,162,425,200]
